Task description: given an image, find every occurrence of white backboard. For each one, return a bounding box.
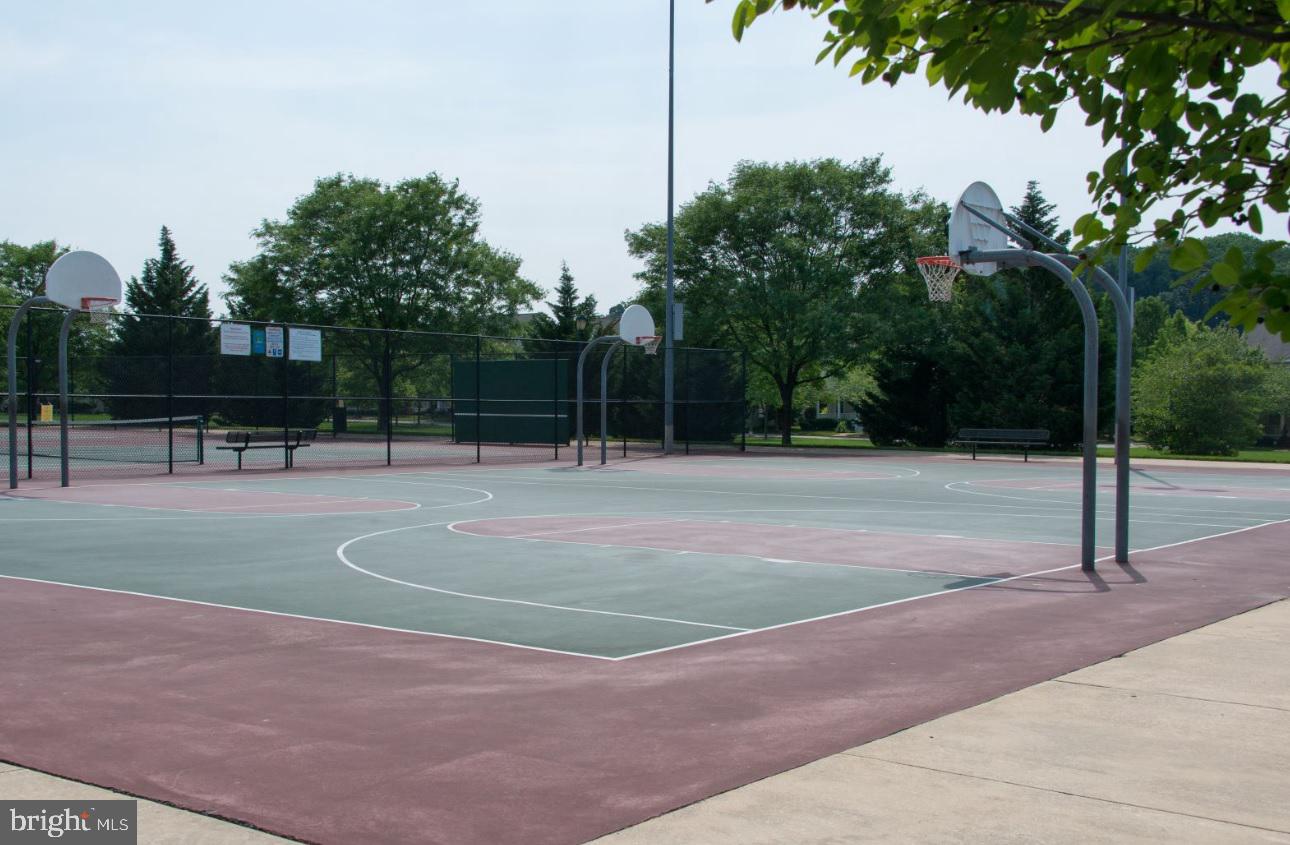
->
[618,304,656,344]
[44,251,122,309]
[948,182,1009,276]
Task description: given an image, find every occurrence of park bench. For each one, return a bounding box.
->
[216,429,317,469]
[954,428,1050,461]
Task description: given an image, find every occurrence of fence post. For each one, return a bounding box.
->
[552,352,559,460]
[384,332,392,466]
[740,351,748,452]
[621,348,627,458]
[281,325,290,470]
[474,334,482,464]
[167,317,175,473]
[331,350,338,439]
[25,319,33,479]
[684,347,691,455]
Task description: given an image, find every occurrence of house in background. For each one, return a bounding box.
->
[1246,324,1289,446]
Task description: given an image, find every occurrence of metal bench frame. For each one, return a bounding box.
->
[215,429,317,469]
[954,428,1050,462]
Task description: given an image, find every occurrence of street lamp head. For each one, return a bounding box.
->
[576,316,587,332]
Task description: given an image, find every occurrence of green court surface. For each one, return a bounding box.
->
[3,455,1288,659]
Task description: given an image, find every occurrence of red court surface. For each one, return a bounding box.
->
[7,484,420,514]
[1,517,1287,844]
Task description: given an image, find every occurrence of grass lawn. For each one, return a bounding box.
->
[744,435,1290,464]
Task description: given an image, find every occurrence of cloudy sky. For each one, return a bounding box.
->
[2,1,1278,316]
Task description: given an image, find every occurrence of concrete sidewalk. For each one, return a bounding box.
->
[595,599,1290,844]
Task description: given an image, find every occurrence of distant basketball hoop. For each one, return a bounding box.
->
[916,256,961,302]
[637,335,662,355]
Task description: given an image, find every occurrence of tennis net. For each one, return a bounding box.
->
[22,415,205,465]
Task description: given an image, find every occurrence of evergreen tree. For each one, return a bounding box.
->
[946,181,1093,447]
[531,262,597,342]
[108,227,213,419]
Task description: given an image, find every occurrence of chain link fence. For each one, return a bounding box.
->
[2,306,747,482]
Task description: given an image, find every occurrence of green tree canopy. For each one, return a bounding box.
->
[723,0,1290,337]
[627,158,933,444]
[223,173,540,431]
[1,240,70,300]
[1132,319,1271,454]
[530,262,598,342]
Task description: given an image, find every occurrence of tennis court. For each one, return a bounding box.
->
[2,451,1288,843]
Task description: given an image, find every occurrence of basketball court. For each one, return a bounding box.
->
[2,450,1288,843]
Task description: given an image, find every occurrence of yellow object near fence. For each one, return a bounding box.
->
[39,404,53,422]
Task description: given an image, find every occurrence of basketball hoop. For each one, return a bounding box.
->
[80,296,117,325]
[916,256,961,302]
[636,335,662,356]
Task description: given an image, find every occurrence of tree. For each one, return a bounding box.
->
[723,0,1290,337]
[1132,320,1270,454]
[1132,294,1171,351]
[626,158,929,444]
[108,227,213,419]
[0,240,70,299]
[223,173,541,431]
[530,262,598,342]
[946,182,1095,447]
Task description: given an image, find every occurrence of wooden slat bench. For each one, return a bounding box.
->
[216,429,317,469]
[954,428,1050,461]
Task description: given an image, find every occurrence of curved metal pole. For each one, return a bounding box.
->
[600,340,623,465]
[969,249,1100,571]
[7,296,51,489]
[1053,253,1133,564]
[576,336,619,466]
[58,308,79,487]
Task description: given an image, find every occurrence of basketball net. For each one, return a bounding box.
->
[916,256,961,303]
[637,336,662,356]
[81,297,117,326]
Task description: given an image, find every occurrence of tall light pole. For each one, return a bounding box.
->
[663,0,676,453]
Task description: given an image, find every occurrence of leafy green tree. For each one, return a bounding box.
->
[627,158,930,444]
[1133,321,1270,454]
[0,240,70,298]
[724,0,1290,337]
[1132,295,1171,352]
[108,227,213,419]
[530,262,598,342]
[224,173,541,431]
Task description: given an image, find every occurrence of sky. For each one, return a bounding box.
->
[1,1,1281,317]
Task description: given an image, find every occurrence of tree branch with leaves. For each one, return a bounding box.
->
[721,0,1290,336]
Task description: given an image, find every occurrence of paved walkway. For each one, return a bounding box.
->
[595,599,1290,844]
[4,601,1287,844]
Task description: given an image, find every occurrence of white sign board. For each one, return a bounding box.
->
[265,325,284,358]
[219,322,252,356]
[289,328,322,362]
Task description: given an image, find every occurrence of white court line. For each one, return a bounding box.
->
[944,478,1290,518]
[6,508,1286,662]
[943,482,1269,527]
[0,480,494,520]
[408,470,1287,522]
[335,523,749,633]
[0,568,617,662]
[445,518,990,580]
[609,515,1290,661]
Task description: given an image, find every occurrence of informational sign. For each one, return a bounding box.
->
[219,322,251,356]
[265,325,284,358]
[288,327,322,362]
[251,327,266,355]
